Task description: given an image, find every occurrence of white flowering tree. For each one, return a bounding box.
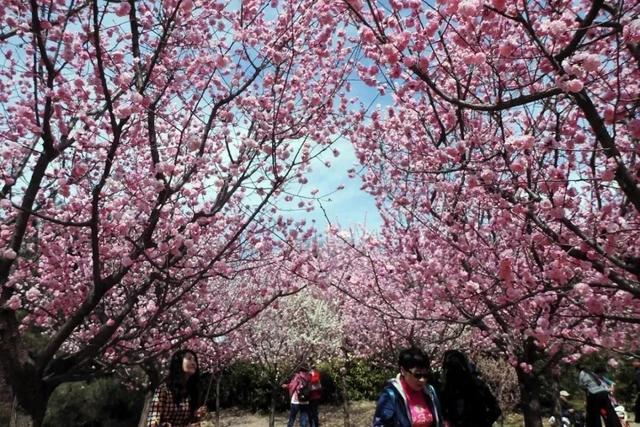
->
[240,290,342,427]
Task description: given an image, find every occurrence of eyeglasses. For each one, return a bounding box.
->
[406,370,429,380]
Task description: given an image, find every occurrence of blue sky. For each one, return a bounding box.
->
[291,139,382,232]
[282,77,393,233]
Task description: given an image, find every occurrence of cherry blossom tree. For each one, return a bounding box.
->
[321,229,581,423]
[311,1,640,425]
[341,0,640,301]
[0,0,354,424]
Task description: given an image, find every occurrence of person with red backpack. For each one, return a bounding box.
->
[309,364,323,427]
[283,365,311,427]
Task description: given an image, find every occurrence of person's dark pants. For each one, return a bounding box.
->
[309,399,320,427]
[635,393,640,422]
[585,392,622,427]
[287,403,309,427]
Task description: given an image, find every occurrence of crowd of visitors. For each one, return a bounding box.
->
[143,347,638,427]
[372,348,500,427]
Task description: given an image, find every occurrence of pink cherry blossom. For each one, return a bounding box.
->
[7,295,22,311]
[492,0,507,10]
[324,3,640,426]
[3,249,17,260]
[565,79,584,93]
[624,19,640,42]
[115,2,130,17]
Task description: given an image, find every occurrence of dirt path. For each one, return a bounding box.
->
[205,403,640,427]
[206,401,375,427]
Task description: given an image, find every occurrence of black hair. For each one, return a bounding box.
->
[398,347,430,371]
[594,365,608,375]
[166,349,200,416]
[441,349,481,397]
[440,350,502,423]
[442,350,473,377]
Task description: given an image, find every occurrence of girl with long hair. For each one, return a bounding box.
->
[146,349,207,427]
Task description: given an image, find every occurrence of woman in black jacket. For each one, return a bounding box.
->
[440,350,501,427]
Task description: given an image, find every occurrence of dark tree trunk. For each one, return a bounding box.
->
[269,384,277,427]
[516,338,544,427]
[215,375,222,427]
[550,374,563,426]
[20,377,49,427]
[10,396,35,427]
[0,357,49,426]
[29,406,46,427]
[517,367,544,427]
[1,365,14,421]
[339,368,351,427]
[7,379,49,427]
[3,364,69,427]
[0,305,53,427]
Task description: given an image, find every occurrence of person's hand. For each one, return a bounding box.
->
[281,383,289,389]
[195,405,207,419]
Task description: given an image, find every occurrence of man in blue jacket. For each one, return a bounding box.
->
[373,347,444,427]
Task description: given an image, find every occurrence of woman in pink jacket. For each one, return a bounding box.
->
[282,365,311,427]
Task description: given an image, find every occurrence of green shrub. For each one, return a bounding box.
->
[44,377,145,427]
[0,406,10,427]
[209,361,290,412]
[322,358,395,402]
[205,358,395,413]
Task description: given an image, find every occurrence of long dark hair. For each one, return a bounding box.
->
[166,349,200,415]
[442,350,475,391]
[441,350,502,424]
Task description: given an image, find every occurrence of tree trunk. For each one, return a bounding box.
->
[7,375,48,427]
[1,367,17,425]
[137,392,153,427]
[0,305,59,427]
[29,405,46,427]
[269,385,277,427]
[9,396,33,427]
[550,375,562,427]
[215,375,222,427]
[516,367,544,427]
[515,338,545,427]
[339,369,351,427]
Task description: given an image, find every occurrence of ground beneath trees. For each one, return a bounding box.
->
[204,401,375,427]
[201,401,640,427]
